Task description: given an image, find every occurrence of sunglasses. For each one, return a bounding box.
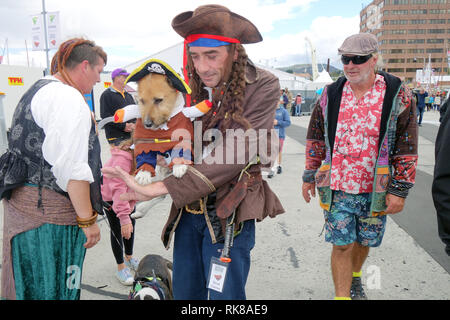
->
[341,54,372,65]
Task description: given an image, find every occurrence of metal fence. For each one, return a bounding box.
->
[288,89,321,115]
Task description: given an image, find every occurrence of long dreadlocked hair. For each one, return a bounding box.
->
[52,38,107,94]
[185,43,251,135]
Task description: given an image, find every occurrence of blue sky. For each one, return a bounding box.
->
[265,0,370,38]
[0,0,371,70]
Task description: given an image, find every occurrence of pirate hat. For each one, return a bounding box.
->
[125,59,192,94]
[172,4,262,45]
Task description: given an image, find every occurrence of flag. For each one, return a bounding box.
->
[31,14,44,51]
[46,12,60,50]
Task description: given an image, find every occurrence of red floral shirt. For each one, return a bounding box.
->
[330,75,386,194]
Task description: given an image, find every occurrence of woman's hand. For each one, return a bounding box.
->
[81,223,101,249]
[121,223,133,240]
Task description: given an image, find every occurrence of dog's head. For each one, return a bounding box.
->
[125,59,191,130]
[137,73,179,129]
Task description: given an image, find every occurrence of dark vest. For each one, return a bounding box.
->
[0,79,103,214]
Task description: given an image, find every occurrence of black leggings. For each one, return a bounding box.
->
[104,202,136,265]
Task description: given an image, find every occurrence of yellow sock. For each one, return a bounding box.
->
[353,271,362,278]
[334,297,352,300]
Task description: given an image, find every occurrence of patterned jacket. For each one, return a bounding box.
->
[303,71,418,216]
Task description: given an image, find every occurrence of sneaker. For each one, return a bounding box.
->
[277,166,282,174]
[124,257,140,271]
[116,267,134,286]
[268,171,274,179]
[350,277,367,300]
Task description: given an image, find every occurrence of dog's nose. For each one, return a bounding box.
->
[144,118,153,129]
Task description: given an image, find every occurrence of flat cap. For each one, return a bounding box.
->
[338,33,378,56]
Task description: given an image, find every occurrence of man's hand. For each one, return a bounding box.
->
[385,193,406,214]
[101,166,168,201]
[302,182,316,203]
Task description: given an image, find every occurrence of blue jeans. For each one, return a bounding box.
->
[172,212,255,300]
[417,106,424,124]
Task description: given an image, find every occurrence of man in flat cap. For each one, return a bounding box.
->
[102,5,284,300]
[100,68,136,146]
[302,33,418,300]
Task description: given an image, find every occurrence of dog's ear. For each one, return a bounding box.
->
[165,76,176,91]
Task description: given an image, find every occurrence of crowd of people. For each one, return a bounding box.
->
[0,4,448,301]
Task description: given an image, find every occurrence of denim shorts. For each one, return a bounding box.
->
[323,190,387,247]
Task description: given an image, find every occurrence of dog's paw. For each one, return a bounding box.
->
[135,170,153,185]
[173,164,188,178]
[130,210,147,219]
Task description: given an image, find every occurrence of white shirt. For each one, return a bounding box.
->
[30,76,94,191]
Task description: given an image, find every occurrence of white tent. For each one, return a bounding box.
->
[306,70,333,91]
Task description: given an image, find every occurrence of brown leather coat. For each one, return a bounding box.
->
[161,60,285,248]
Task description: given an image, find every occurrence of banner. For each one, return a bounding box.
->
[46,11,60,50]
[31,14,45,51]
[30,11,60,51]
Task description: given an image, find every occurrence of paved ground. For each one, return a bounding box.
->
[1,110,449,300]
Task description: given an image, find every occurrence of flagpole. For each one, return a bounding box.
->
[41,0,50,74]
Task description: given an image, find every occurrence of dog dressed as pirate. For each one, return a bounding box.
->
[101,59,212,218]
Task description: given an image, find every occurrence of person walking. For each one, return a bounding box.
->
[416,88,428,126]
[268,96,291,178]
[301,33,418,300]
[100,68,136,146]
[101,139,139,286]
[102,4,285,300]
[0,38,106,300]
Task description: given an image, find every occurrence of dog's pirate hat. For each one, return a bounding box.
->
[125,59,192,95]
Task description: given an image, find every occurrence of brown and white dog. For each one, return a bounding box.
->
[111,59,212,218]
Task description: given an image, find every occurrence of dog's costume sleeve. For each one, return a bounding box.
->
[182,100,212,119]
[114,104,140,123]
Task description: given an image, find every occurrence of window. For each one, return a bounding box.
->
[391,20,409,24]
[429,9,446,14]
[409,39,425,44]
[387,68,405,73]
[411,19,427,24]
[408,48,425,53]
[410,9,427,14]
[429,0,446,4]
[410,0,427,4]
[389,39,406,44]
[409,29,426,34]
[427,38,444,43]
[429,19,446,24]
[388,58,406,63]
[390,49,405,53]
[428,29,445,34]
[426,48,443,53]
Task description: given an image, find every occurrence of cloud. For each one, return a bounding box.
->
[0,0,359,70]
[246,14,360,68]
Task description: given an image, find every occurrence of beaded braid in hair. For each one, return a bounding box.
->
[186,43,251,135]
[56,38,90,94]
[55,38,107,94]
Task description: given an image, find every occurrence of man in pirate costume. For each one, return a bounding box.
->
[103,5,284,300]
[0,38,106,300]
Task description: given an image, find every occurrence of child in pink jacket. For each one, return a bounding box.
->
[101,139,138,286]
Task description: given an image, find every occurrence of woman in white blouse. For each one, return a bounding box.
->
[0,38,106,300]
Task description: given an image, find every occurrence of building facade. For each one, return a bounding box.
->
[360,0,450,86]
